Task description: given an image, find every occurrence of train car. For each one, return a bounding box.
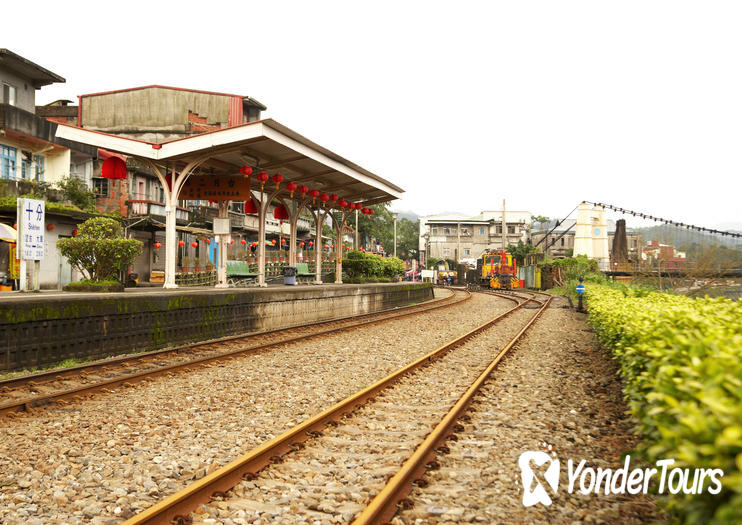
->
[478,249,520,289]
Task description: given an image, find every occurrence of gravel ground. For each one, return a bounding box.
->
[396,295,662,524]
[0,289,513,524]
[188,305,539,524]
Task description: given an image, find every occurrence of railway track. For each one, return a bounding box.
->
[122,290,550,524]
[0,288,469,417]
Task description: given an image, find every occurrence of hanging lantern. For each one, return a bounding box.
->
[309,241,314,246]
[241,239,247,245]
[72,229,78,237]
[323,244,328,249]
[46,223,55,231]
[330,244,334,249]
[286,181,297,197]
[281,238,286,244]
[191,241,198,248]
[272,173,284,190]
[298,185,309,197]
[178,240,185,247]
[338,200,347,209]
[240,165,253,178]
[252,241,258,246]
[230,239,234,245]
[154,241,162,249]
[205,238,211,245]
[320,193,329,207]
[309,189,320,204]
[244,199,258,214]
[300,242,305,247]
[329,194,339,204]
[101,157,127,188]
[256,171,269,191]
[271,239,277,245]
[368,208,374,215]
[273,204,290,221]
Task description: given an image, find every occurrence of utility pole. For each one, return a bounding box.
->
[501,199,507,250]
[392,212,398,258]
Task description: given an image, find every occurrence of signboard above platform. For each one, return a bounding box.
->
[179,176,252,201]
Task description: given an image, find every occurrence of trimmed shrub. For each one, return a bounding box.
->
[585,284,742,523]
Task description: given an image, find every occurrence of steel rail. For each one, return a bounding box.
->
[0,289,471,417]
[1,288,459,391]
[121,292,534,525]
[354,294,552,524]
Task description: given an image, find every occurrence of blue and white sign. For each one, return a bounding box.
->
[576,284,585,294]
[18,198,45,260]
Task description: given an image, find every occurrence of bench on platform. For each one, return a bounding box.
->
[226,260,261,287]
[296,262,319,283]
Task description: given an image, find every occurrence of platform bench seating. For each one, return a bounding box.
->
[296,262,318,283]
[226,260,261,287]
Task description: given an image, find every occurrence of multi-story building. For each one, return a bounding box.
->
[0,49,96,289]
[419,209,532,265]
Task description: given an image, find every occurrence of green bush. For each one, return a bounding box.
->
[585,284,742,523]
[57,217,143,282]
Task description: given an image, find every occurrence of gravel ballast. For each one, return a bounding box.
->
[0,289,512,524]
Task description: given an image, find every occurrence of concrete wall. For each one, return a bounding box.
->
[0,69,35,112]
[81,87,231,136]
[0,283,434,371]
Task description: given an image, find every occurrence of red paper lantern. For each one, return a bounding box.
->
[154,241,162,249]
[240,165,253,177]
[309,241,314,246]
[329,194,338,202]
[368,208,374,215]
[256,171,269,190]
[244,199,258,214]
[178,240,185,247]
[272,173,284,189]
[330,244,334,249]
[300,242,305,247]
[338,200,347,208]
[298,185,309,196]
[46,223,55,231]
[241,239,247,245]
[281,238,286,244]
[205,238,211,245]
[273,204,290,221]
[191,241,198,248]
[230,239,234,245]
[309,189,320,203]
[320,193,329,203]
[101,157,127,188]
[286,181,297,197]
[323,244,328,249]
[252,241,258,246]
[72,229,78,237]
[271,239,276,245]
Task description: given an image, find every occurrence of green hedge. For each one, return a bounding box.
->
[343,251,404,279]
[585,284,742,523]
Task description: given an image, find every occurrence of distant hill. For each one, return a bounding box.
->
[391,210,420,222]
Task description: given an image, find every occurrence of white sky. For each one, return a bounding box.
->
[6,1,742,227]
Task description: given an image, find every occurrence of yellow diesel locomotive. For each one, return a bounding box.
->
[478,249,520,289]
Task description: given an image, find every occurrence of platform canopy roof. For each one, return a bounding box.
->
[55,119,403,205]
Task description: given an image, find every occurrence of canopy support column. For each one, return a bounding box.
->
[215,201,230,288]
[142,156,208,289]
[257,188,280,287]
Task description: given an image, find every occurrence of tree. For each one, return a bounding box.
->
[531,215,550,231]
[57,176,97,212]
[57,217,143,282]
[507,240,541,266]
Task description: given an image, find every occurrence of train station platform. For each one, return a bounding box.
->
[0,282,433,372]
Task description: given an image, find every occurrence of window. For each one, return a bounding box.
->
[508,225,515,234]
[444,228,450,235]
[443,247,451,256]
[462,228,468,235]
[21,151,31,180]
[34,155,44,182]
[431,227,437,235]
[0,145,16,180]
[479,228,485,235]
[496,225,502,234]
[94,178,109,197]
[2,83,16,106]
[561,238,565,247]
[464,248,470,256]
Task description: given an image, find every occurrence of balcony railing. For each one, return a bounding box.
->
[127,200,190,221]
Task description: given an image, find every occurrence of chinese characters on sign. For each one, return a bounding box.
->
[18,198,45,261]
[178,176,253,201]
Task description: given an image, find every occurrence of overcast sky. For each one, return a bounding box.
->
[6,1,742,228]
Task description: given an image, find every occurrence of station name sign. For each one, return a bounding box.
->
[179,176,253,201]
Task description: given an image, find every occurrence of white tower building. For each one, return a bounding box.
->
[573,202,609,270]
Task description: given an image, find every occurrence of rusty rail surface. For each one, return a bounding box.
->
[354,294,552,524]
[121,291,536,525]
[0,289,470,417]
